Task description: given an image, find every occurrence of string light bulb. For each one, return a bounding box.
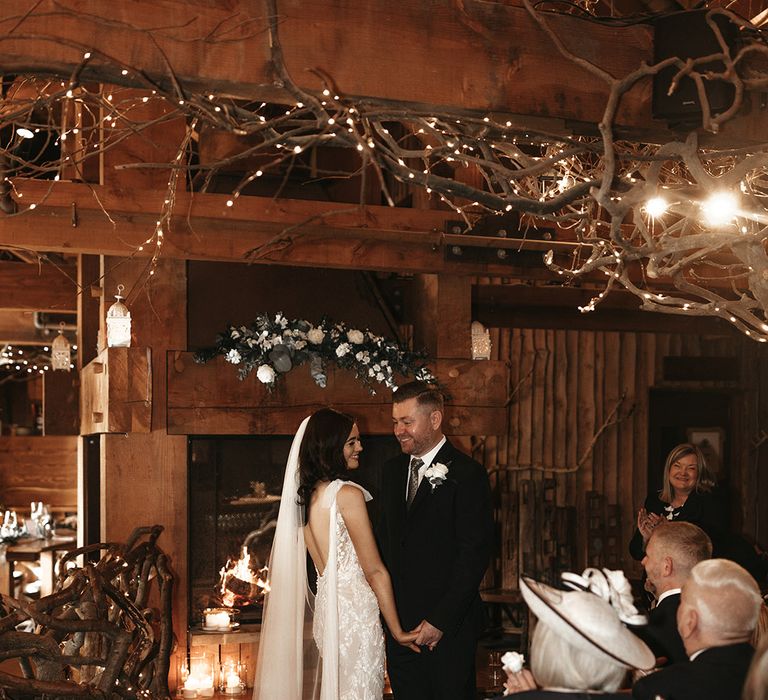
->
[701,192,738,227]
[644,196,668,218]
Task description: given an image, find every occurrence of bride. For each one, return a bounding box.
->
[253,409,418,700]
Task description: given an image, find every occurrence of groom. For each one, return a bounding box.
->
[377,381,493,699]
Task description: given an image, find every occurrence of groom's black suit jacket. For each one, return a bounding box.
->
[377,438,493,637]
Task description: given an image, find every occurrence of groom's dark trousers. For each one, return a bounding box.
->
[377,439,493,700]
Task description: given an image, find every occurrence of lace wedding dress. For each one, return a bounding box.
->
[313,480,385,700]
[252,416,384,700]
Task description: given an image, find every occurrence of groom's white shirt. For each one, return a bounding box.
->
[404,436,446,501]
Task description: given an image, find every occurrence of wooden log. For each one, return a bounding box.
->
[80,346,152,434]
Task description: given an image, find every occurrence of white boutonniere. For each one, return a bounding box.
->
[424,462,449,491]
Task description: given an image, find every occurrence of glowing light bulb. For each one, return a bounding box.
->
[644,196,668,218]
[701,192,738,227]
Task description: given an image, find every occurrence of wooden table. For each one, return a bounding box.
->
[0,534,78,598]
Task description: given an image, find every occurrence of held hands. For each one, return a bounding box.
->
[637,507,663,543]
[394,627,421,653]
[414,619,443,651]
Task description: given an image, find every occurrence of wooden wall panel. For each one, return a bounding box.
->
[489,326,767,591]
[0,435,77,512]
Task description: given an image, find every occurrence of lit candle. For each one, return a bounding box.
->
[204,610,231,630]
[184,674,214,698]
[224,669,242,695]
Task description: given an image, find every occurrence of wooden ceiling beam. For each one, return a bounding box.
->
[1,0,654,132]
[2,180,575,277]
[0,261,77,311]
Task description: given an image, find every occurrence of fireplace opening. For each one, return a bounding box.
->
[188,433,400,627]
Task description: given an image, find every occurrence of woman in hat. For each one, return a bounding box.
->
[498,569,655,698]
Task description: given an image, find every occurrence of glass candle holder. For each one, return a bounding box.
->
[219,660,247,695]
[179,653,215,698]
[202,606,239,631]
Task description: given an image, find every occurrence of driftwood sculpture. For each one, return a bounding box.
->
[0,525,174,699]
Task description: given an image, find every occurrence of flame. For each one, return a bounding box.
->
[217,545,270,607]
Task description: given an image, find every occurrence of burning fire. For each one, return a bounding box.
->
[218,545,270,608]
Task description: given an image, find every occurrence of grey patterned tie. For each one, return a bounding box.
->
[407,457,424,507]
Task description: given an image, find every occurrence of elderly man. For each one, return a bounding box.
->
[632,558,761,700]
[634,521,712,665]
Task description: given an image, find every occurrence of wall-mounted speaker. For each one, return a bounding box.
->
[652,9,738,128]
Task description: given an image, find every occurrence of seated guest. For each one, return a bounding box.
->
[632,559,761,700]
[742,640,768,700]
[498,569,654,699]
[634,521,712,665]
[630,443,726,562]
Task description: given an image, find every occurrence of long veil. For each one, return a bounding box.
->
[252,416,320,700]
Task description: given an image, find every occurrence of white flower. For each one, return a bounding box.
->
[368,368,376,377]
[294,340,307,350]
[256,364,276,384]
[347,329,365,344]
[226,349,241,364]
[376,372,385,381]
[336,343,351,357]
[424,462,449,490]
[307,327,325,344]
[230,329,240,339]
[501,651,526,674]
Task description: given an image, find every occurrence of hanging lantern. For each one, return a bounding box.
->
[51,322,71,371]
[106,284,132,348]
[470,321,491,360]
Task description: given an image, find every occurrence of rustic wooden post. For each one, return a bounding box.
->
[96,256,188,673]
[412,274,472,360]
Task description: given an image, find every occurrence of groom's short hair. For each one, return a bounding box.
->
[393,381,444,412]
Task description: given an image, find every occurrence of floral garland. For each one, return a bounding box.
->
[193,313,438,393]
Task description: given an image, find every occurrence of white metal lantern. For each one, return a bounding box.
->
[51,322,71,371]
[106,284,132,348]
[471,321,491,360]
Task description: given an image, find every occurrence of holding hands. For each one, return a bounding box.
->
[637,507,663,543]
[393,627,422,653]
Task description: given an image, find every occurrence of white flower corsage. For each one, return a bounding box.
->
[501,651,525,673]
[424,462,449,491]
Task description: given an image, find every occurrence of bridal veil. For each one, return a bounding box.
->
[252,416,339,700]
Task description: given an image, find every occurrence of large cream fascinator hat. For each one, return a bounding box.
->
[520,568,655,671]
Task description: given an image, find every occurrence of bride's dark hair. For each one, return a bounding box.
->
[297,408,355,508]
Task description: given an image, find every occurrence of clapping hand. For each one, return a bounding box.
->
[637,508,663,543]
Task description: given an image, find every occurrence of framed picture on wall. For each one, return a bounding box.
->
[687,427,725,478]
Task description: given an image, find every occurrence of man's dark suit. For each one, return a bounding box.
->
[632,592,687,665]
[632,642,754,700]
[378,439,493,700]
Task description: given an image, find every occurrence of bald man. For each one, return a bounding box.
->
[633,558,761,700]
[634,521,712,665]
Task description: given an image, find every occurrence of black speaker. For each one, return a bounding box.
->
[652,9,738,128]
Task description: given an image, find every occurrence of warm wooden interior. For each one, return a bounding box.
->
[1,0,768,695]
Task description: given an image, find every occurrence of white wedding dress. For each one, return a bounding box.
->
[313,480,385,700]
[252,419,385,700]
